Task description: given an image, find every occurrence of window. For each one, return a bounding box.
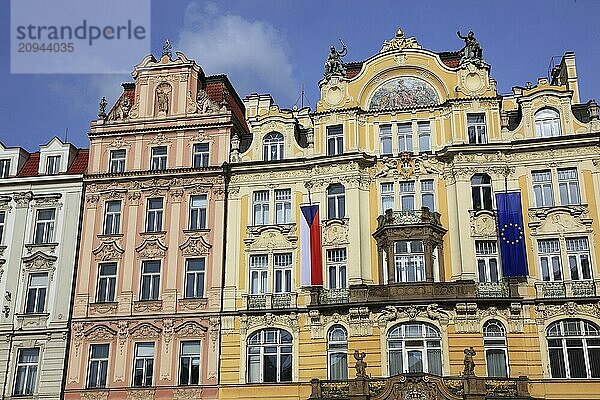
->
[399,181,415,211]
[103,200,121,235]
[87,344,109,388]
[96,263,117,303]
[421,180,435,211]
[179,341,201,385]
[193,143,209,168]
[380,125,392,155]
[189,195,207,230]
[133,343,154,387]
[547,319,600,379]
[46,155,61,175]
[0,211,5,243]
[483,320,508,378]
[467,113,487,144]
[566,238,592,280]
[13,348,39,395]
[145,198,163,232]
[250,255,268,294]
[151,146,167,171]
[381,183,394,212]
[275,189,291,224]
[394,241,425,283]
[253,191,270,225]
[398,123,413,153]
[247,329,292,383]
[476,241,500,283]
[274,253,292,293]
[140,261,161,300]
[535,109,561,138]
[327,248,347,289]
[388,323,442,376]
[532,170,554,207]
[185,258,205,298]
[539,239,562,281]
[25,273,48,313]
[109,149,126,173]
[263,132,284,161]
[471,174,493,211]
[328,326,348,380]
[34,208,56,244]
[558,168,580,205]
[417,122,431,152]
[0,159,11,178]
[327,184,345,219]
[327,125,344,156]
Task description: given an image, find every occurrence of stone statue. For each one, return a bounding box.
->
[354,350,368,378]
[98,96,107,118]
[197,89,214,114]
[156,84,171,115]
[463,347,476,376]
[457,31,483,65]
[120,96,131,119]
[162,39,172,58]
[324,39,347,79]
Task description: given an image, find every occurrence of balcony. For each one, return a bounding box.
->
[376,208,443,230]
[476,281,510,298]
[535,280,598,298]
[243,292,298,310]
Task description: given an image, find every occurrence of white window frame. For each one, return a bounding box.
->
[189,195,207,230]
[184,258,205,299]
[247,329,293,383]
[421,179,435,211]
[387,323,442,376]
[132,342,155,387]
[397,122,413,153]
[535,109,561,138]
[96,262,117,303]
[249,255,269,294]
[103,200,121,235]
[417,122,431,152]
[252,191,270,226]
[275,189,292,224]
[327,125,344,156]
[476,241,501,283]
[547,319,600,379]
[483,320,509,378]
[145,198,163,232]
[192,143,210,168]
[381,182,395,213]
[379,124,392,155]
[46,155,61,175]
[532,170,554,207]
[274,253,292,293]
[0,158,11,178]
[327,184,346,219]
[467,113,487,144]
[263,132,284,161]
[25,273,48,314]
[87,344,109,388]
[34,208,56,244]
[471,174,493,211]
[179,341,201,386]
[394,240,425,283]
[109,149,126,173]
[558,168,581,206]
[538,239,563,282]
[327,248,347,289]
[327,325,348,380]
[566,237,592,281]
[13,347,40,395]
[0,210,5,244]
[140,260,161,300]
[399,181,415,211]
[150,146,167,171]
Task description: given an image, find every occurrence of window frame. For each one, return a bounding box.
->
[420,179,435,212]
[532,170,555,208]
[13,347,40,396]
[535,108,561,138]
[538,239,563,282]
[476,240,501,283]
[145,198,164,232]
[483,320,509,378]
[274,189,292,225]
[34,208,56,244]
[252,191,270,226]
[0,210,5,244]
[25,273,48,314]
[471,174,493,211]
[109,149,126,173]
[399,181,415,211]
[546,319,600,379]
[274,253,293,293]
[87,344,110,389]
[379,124,393,155]
[249,254,269,295]
[387,322,442,376]
[558,168,581,206]
[132,342,155,387]
[0,158,11,178]
[417,121,431,153]
[140,260,161,301]
[327,325,348,380]
[467,113,487,144]
[189,194,208,230]
[327,248,347,289]
[184,258,206,299]
[150,146,168,171]
[179,341,201,386]
[397,122,413,153]
[326,125,344,156]
[96,262,117,303]
[192,143,210,168]
[394,240,425,283]
[246,328,293,383]
[327,184,346,219]
[103,200,122,235]
[263,132,285,161]
[46,155,61,175]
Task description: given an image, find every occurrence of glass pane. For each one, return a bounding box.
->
[389,351,403,375]
[408,350,423,373]
[549,348,566,378]
[486,349,507,377]
[427,349,442,375]
[567,347,587,378]
[263,354,277,382]
[589,347,600,378]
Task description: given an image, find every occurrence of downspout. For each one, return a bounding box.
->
[217,161,231,389]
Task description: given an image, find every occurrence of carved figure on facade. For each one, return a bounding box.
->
[322,218,349,246]
[354,350,368,378]
[175,320,207,337]
[457,30,483,66]
[162,39,172,58]
[324,39,347,79]
[370,77,439,110]
[98,96,107,118]
[156,83,171,115]
[462,347,476,376]
[381,28,421,52]
[197,89,219,114]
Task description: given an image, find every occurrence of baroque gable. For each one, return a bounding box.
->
[528,205,593,235]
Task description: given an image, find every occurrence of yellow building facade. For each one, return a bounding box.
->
[220,30,600,399]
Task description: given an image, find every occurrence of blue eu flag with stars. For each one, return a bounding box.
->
[496,192,528,277]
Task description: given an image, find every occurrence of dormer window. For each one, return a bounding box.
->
[151,146,167,171]
[46,155,61,175]
[535,109,561,138]
[263,132,284,161]
[109,150,126,173]
[0,159,10,178]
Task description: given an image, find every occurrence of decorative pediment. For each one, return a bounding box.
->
[84,325,117,340]
[32,194,62,208]
[129,323,162,339]
[245,226,297,251]
[371,374,462,400]
[93,240,124,261]
[22,251,57,280]
[528,205,593,235]
[135,237,168,259]
[179,234,211,257]
[175,321,207,337]
[322,218,349,246]
[376,304,450,326]
[469,210,497,237]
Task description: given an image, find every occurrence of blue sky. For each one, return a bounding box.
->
[1,0,599,151]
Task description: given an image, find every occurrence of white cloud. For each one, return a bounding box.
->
[176,2,298,104]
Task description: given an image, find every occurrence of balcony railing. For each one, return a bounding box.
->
[376,208,442,230]
[243,292,298,310]
[476,281,510,298]
[318,288,350,305]
[535,280,598,298]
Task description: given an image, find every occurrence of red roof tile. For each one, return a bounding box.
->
[17,149,88,177]
[18,152,40,177]
[67,149,89,174]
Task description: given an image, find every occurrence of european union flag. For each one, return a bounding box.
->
[496,192,528,277]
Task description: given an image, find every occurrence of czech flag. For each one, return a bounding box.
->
[300,205,323,286]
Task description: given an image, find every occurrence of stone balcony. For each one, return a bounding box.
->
[243,292,298,310]
[535,279,598,299]
[375,208,443,230]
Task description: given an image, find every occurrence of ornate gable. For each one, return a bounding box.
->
[93,240,125,261]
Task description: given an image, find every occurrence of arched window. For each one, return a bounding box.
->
[388,323,442,376]
[547,319,600,378]
[327,325,348,380]
[327,184,345,219]
[263,132,284,161]
[483,320,508,377]
[247,328,292,383]
[471,174,493,211]
[535,109,561,138]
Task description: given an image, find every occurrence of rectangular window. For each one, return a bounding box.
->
[327,248,347,289]
[274,253,292,293]
[394,240,425,282]
[253,191,270,225]
[421,179,435,211]
[381,183,395,212]
[87,344,109,388]
[538,239,562,281]
[133,343,154,387]
[96,263,117,303]
[379,125,392,155]
[140,261,161,300]
[25,273,48,313]
[0,211,5,243]
[109,149,126,173]
[179,341,201,385]
[566,238,592,280]
[467,113,487,144]
[193,143,210,168]
[327,125,344,156]
[476,241,500,283]
[0,159,11,178]
[189,195,207,230]
[151,146,167,171]
[34,208,56,244]
[46,155,61,175]
[417,122,431,152]
[398,123,413,152]
[275,189,292,224]
[185,258,205,298]
[249,255,268,294]
[558,168,580,205]
[145,198,163,232]
[13,348,39,395]
[103,200,121,235]
[399,181,415,211]
[532,170,554,207]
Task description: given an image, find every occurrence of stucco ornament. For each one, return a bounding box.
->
[369,77,439,110]
[380,28,421,52]
[179,234,212,256]
[93,240,124,261]
[135,237,168,259]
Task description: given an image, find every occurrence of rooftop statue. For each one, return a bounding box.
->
[162,39,173,59]
[381,28,421,52]
[457,30,483,66]
[324,39,347,79]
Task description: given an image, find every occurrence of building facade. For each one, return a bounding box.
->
[219,29,600,400]
[63,46,247,399]
[0,138,87,399]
